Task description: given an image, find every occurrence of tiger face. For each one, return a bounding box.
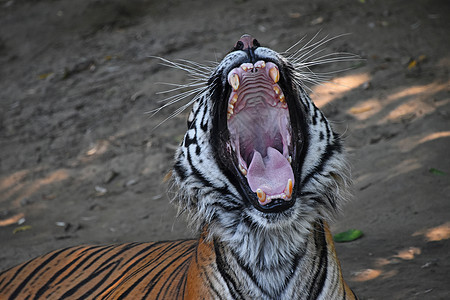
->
[173,34,350,267]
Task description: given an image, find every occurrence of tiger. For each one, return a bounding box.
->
[0,34,358,299]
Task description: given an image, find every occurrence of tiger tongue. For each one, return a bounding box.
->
[247,147,294,199]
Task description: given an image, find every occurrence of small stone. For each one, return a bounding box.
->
[362,81,371,90]
[95,186,107,195]
[20,198,33,206]
[310,16,324,26]
[125,179,138,187]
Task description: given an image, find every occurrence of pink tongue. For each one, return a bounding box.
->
[247,147,294,196]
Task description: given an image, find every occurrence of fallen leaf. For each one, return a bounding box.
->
[334,229,363,242]
[38,72,54,80]
[349,105,373,114]
[429,168,447,176]
[408,60,417,70]
[13,225,32,234]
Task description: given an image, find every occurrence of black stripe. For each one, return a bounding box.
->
[186,149,213,189]
[203,266,223,300]
[8,247,72,299]
[154,250,193,299]
[59,243,140,298]
[342,280,347,299]
[54,245,116,286]
[184,131,197,148]
[116,240,190,299]
[141,242,196,298]
[82,244,128,271]
[0,258,34,294]
[32,245,100,298]
[33,247,94,299]
[78,261,122,298]
[307,221,328,299]
[95,242,167,298]
[174,260,190,299]
[213,241,245,299]
[59,260,120,299]
[174,159,188,181]
[312,107,318,125]
[301,138,342,188]
[64,245,87,257]
[200,102,209,132]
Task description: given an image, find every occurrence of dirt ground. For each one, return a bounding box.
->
[0,0,449,299]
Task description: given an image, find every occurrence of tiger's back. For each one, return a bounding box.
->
[0,224,355,299]
[0,240,197,299]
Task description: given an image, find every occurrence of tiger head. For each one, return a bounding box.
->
[172,34,350,266]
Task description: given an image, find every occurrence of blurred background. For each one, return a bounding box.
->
[0,0,449,298]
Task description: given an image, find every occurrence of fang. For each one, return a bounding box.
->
[269,66,279,83]
[256,188,266,203]
[284,179,293,199]
[229,73,240,91]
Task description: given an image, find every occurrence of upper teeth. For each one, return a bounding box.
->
[227,61,285,120]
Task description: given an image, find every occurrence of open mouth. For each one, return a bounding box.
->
[226,60,295,211]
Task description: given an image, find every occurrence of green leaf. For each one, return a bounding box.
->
[13,225,32,234]
[429,168,447,176]
[334,229,363,243]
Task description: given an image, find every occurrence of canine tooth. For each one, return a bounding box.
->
[269,66,279,83]
[288,156,292,163]
[227,113,231,120]
[256,188,266,203]
[279,93,285,103]
[273,86,280,95]
[229,73,240,91]
[238,164,247,176]
[230,94,238,105]
[284,179,293,199]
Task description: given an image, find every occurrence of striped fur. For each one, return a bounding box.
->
[0,35,357,299]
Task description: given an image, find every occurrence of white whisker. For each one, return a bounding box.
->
[286,32,360,90]
[146,56,212,125]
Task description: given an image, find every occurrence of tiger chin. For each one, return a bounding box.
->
[0,35,357,299]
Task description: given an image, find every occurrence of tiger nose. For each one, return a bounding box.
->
[234,34,260,51]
